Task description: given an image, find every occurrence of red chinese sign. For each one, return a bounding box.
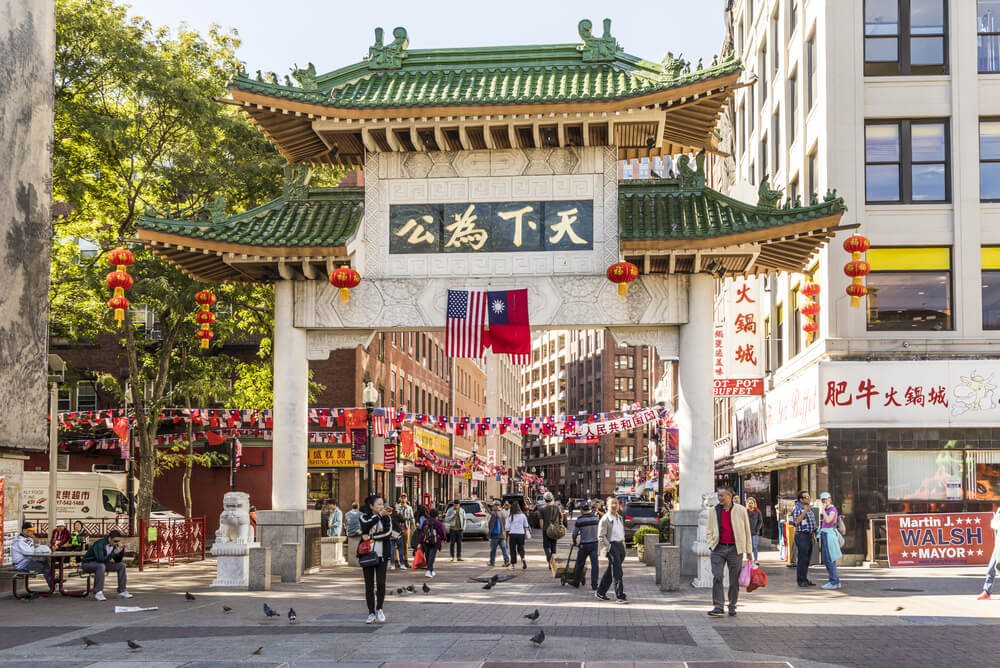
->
[713,378,764,396]
[715,277,764,396]
[887,512,994,567]
[384,442,396,471]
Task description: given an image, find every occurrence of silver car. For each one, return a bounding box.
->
[459,500,490,539]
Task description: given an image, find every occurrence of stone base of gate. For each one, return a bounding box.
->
[673,509,700,577]
[255,509,320,577]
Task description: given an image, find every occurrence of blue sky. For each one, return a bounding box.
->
[124,0,726,75]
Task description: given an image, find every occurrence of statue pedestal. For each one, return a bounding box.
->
[211,543,258,588]
[320,536,347,567]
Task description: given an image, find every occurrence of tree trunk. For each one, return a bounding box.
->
[183,394,193,518]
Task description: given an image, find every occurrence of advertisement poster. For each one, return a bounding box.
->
[0,476,5,566]
[350,429,367,461]
[887,512,994,567]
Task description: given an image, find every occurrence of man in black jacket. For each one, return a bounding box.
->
[566,503,600,589]
[81,529,131,601]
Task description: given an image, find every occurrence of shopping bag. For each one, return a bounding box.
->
[412,546,426,569]
[738,558,753,587]
[746,567,768,592]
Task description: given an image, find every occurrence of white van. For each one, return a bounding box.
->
[21,472,182,527]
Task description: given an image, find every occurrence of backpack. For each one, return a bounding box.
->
[421,520,437,545]
[836,516,847,536]
[543,507,566,540]
[489,513,501,536]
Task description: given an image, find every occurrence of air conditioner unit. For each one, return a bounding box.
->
[92,464,126,473]
[57,454,70,472]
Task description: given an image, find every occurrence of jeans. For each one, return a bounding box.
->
[448,530,463,558]
[489,536,509,565]
[509,533,526,565]
[391,535,407,566]
[81,560,126,593]
[983,552,999,594]
[795,532,814,584]
[424,544,438,572]
[543,534,558,562]
[571,541,600,588]
[820,532,840,585]
[751,534,760,563]
[23,559,53,587]
[597,541,625,599]
[710,544,742,610]
[362,557,388,614]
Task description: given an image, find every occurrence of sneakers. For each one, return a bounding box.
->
[509,564,516,570]
[366,613,376,624]
[428,570,436,578]
[594,592,611,601]
[375,609,386,623]
[399,564,408,570]
[118,591,134,599]
[488,563,495,568]
[502,562,510,568]
[94,591,107,601]
[389,564,396,570]
[707,608,724,617]
[821,582,841,590]
[449,557,455,562]
[978,592,991,600]
[728,608,737,617]
[615,597,628,605]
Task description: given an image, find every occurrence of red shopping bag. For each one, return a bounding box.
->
[746,567,768,592]
[412,546,426,569]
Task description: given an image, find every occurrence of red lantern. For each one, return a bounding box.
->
[606,261,639,300]
[107,295,130,326]
[107,248,135,267]
[846,283,868,300]
[105,270,133,292]
[844,260,871,278]
[802,320,819,334]
[105,247,135,328]
[194,290,217,349]
[801,301,821,317]
[801,281,821,298]
[843,235,871,255]
[329,265,361,304]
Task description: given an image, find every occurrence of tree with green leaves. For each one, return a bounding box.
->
[51,0,333,523]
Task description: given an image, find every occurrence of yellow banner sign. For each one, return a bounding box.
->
[414,426,451,457]
[308,448,359,468]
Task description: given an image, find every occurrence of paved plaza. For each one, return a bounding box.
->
[1,533,997,668]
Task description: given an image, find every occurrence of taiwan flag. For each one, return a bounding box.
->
[485,289,530,354]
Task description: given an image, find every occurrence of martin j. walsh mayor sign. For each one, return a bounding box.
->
[886,512,994,567]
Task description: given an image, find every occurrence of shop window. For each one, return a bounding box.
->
[979,0,1000,72]
[865,119,949,203]
[864,0,947,76]
[967,450,1000,500]
[983,249,1000,329]
[866,247,952,331]
[981,119,1000,201]
[888,450,963,500]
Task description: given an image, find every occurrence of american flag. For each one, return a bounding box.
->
[507,353,530,365]
[446,289,486,358]
[373,407,395,438]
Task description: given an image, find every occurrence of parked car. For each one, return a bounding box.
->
[459,500,490,539]
[623,501,659,542]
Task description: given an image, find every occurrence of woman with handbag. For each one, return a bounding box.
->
[358,494,395,624]
[505,502,530,570]
[817,492,843,590]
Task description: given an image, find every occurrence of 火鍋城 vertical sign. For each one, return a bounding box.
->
[886,512,995,567]
[714,277,765,396]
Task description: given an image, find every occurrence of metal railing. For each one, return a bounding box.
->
[138,517,206,571]
[26,517,132,540]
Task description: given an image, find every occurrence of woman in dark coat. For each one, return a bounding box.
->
[359,494,395,624]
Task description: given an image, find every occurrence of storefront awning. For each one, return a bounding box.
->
[732,437,827,473]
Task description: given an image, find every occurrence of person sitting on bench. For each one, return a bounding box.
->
[11,521,52,587]
[81,529,132,601]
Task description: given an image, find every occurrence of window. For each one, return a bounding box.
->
[760,136,768,181]
[776,304,784,369]
[807,149,818,200]
[76,381,97,411]
[789,0,798,34]
[772,108,781,173]
[614,355,633,370]
[888,450,962,500]
[981,119,1000,201]
[790,286,802,357]
[738,102,746,158]
[866,247,952,331]
[748,87,755,140]
[615,446,635,464]
[614,377,634,393]
[967,450,1000,500]
[806,35,817,110]
[758,42,767,105]
[980,1,1000,72]
[643,377,649,393]
[865,119,949,203]
[788,72,798,143]
[771,11,780,75]
[58,389,71,411]
[789,175,799,205]
[642,355,648,371]
[864,0,947,76]
[981,248,1000,329]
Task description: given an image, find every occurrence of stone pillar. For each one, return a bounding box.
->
[320,536,347,567]
[272,279,307,511]
[248,546,271,591]
[674,272,715,577]
[280,543,302,583]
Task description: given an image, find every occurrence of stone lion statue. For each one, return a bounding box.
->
[212,491,252,556]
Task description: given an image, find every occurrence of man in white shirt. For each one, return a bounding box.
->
[595,497,627,603]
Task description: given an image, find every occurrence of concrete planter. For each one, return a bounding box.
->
[643,533,659,566]
[656,543,680,591]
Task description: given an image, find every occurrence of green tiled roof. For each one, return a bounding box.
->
[231,27,741,109]
[618,180,847,242]
[138,188,363,248]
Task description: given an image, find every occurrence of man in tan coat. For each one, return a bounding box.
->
[705,485,754,617]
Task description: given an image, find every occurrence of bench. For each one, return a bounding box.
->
[1,563,91,599]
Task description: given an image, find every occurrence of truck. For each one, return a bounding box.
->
[21,471,182,535]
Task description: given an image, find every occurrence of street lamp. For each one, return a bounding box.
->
[362,381,379,497]
[47,355,66,538]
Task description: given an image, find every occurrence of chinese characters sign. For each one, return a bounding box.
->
[887,512,994,567]
[389,200,594,254]
[308,448,360,467]
[714,277,764,396]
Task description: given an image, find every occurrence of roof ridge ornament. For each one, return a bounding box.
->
[205,195,227,222]
[661,51,690,79]
[676,152,706,189]
[577,19,620,62]
[283,165,312,200]
[368,27,409,70]
[291,62,318,89]
[757,178,784,209]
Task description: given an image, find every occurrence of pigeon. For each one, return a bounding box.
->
[397,587,404,595]
[524,609,540,622]
[83,637,98,648]
[646,136,656,149]
[895,606,904,611]
[264,603,280,618]
[252,647,263,655]
[529,629,545,646]
[127,640,142,651]
[406,584,415,593]
[483,581,495,590]
[223,605,232,613]
[489,574,499,585]
[184,592,196,601]
[288,608,297,623]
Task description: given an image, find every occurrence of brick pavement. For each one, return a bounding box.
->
[0,532,998,667]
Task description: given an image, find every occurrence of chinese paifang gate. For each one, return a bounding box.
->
[135,19,850,579]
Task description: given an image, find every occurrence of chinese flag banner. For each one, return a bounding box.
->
[399,430,415,460]
[345,408,367,432]
[886,512,994,567]
[485,288,530,354]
